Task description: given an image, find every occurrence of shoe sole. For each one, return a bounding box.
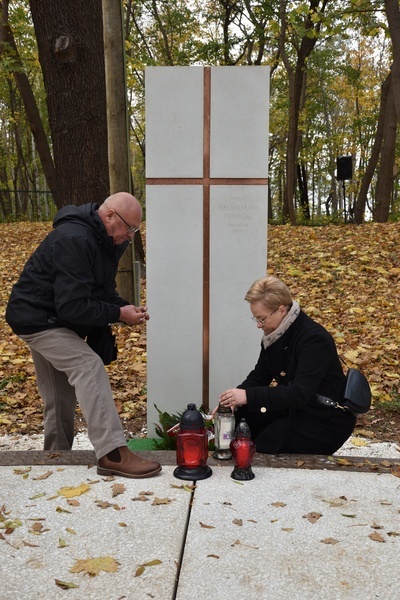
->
[97,465,162,478]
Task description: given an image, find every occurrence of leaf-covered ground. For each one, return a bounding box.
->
[0,222,399,443]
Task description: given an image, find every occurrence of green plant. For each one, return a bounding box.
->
[152,404,215,451]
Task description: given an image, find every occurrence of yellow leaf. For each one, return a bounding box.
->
[55,579,79,589]
[58,483,90,498]
[141,559,162,567]
[350,437,369,447]
[344,350,359,362]
[56,506,72,514]
[70,556,120,576]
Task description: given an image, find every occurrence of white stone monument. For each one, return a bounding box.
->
[145,66,269,435]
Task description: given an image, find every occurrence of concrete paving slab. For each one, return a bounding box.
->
[177,466,400,600]
[0,465,190,600]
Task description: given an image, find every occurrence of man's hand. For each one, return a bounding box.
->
[119,305,149,325]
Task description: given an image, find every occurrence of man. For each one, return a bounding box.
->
[6,192,161,479]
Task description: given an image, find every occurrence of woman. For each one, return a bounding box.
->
[218,276,356,454]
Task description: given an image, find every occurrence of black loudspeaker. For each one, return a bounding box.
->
[336,155,353,181]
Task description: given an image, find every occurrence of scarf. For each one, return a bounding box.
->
[262,300,301,350]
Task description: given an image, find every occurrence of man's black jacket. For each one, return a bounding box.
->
[6,203,129,337]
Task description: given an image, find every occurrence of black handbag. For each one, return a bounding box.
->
[86,325,118,365]
[342,368,371,415]
[314,368,371,415]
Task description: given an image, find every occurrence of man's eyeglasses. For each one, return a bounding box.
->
[113,210,140,235]
[251,307,278,325]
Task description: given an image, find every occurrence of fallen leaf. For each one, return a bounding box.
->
[95,500,121,510]
[141,559,162,567]
[199,522,215,529]
[271,502,286,508]
[29,522,45,534]
[13,467,31,476]
[58,483,90,498]
[281,527,294,532]
[335,458,353,466]
[70,556,120,577]
[56,506,72,514]
[22,541,39,548]
[231,539,259,549]
[134,559,162,577]
[67,499,80,507]
[232,519,243,526]
[58,538,68,548]
[303,512,322,524]
[112,483,126,497]
[29,492,46,500]
[33,470,53,480]
[55,579,79,589]
[207,554,220,558]
[369,532,385,542]
[321,537,339,544]
[152,497,172,505]
[66,528,76,535]
[370,522,384,530]
[349,437,369,447]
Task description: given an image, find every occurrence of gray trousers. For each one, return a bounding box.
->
[19,328,126,459]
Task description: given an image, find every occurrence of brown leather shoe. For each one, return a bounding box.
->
[97,446,162,478]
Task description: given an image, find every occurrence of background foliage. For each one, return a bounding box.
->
[0,0,399,223]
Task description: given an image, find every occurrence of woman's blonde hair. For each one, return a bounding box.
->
[245,275,293,309]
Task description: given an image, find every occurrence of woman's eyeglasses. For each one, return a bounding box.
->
[251,307,278,325]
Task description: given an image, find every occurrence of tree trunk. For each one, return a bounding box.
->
[385,0,400,121]
[354,73,391,223]
[102,0,137,304]
[279,0,326,225]
[297,162,310,220]
[29,0,109,206]
[373,81,397,222]
[0,0,59,207]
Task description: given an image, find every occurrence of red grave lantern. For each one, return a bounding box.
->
[173,404,212,481]
[230,418,256,480]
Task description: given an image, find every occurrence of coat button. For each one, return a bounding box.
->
[260,407,267,413]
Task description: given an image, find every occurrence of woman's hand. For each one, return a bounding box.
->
[218,388,247,412]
